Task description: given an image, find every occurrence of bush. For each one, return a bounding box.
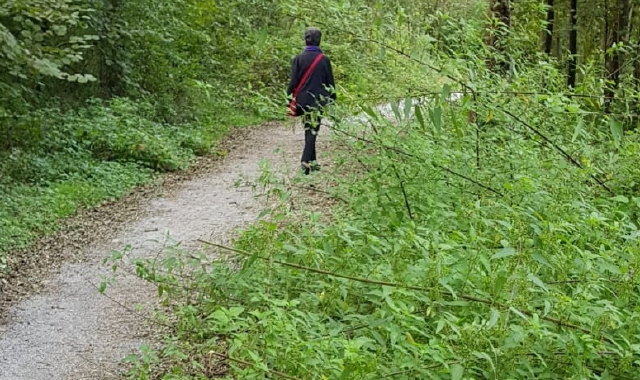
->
[0,95,257,261]
[114,18,640,378]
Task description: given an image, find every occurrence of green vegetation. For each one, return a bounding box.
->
[5,0,640,378]
[0,0,283,266]
[0,0,430,268]
[0,97,263,263]
[113,1,640,379]
[0,0,422,268]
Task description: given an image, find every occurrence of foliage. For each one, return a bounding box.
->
[0,0,98,85]
[0,97,260,270]
[0,0,278,268]
[0,161,151,262]
[0,0,453,270]
[3,0,640,377]
[107,1,640,379]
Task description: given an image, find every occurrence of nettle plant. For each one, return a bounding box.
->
[121,70,640,379]
[116,5,640,380]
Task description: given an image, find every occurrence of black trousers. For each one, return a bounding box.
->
[301,112,321,164]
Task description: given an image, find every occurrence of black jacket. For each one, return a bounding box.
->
[287,50,336,110]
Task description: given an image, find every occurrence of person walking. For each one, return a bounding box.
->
[287,27,336,175]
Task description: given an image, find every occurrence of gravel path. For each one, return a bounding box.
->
[0,122,317,380]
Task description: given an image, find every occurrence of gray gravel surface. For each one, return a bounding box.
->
[0,122,314,380]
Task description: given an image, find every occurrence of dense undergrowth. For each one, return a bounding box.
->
[4,0,640,378]
[122,106,640,378]
[112,2,640,380]
[0,0,271,269]
[0,97,261,267]
[0,0,423,270]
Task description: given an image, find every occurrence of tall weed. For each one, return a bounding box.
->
[118,23,640,379]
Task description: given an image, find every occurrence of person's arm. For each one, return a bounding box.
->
[287,56,299,97]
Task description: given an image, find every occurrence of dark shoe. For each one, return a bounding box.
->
[301,162,311,175]
[309,162,321,171]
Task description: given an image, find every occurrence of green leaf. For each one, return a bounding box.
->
[122,354,140,364]
[491,247,516,260]
[441,83,451,102]
[243,249,261,270]
[340,364,355,379]
[609,118,623,148]
[228,307,245,317]
[571,119,584,142]
[431,107,442,134]
[209,310,229,324]
[451,364,464,380]
[53,25,68,36]
[600,262,621,274]
[258,208,272,219]
[377,46,386,60]
[391,101,401,121]
[403,97,412,120]
[487,308,500,328]
[531,253,553,269]
[611,195,629,203]
[473,351,496,372]
[255,28,268,48]
[509,307,529,321]
[414,104,425,130]
[527,273,549,292]
[361,105,379,121]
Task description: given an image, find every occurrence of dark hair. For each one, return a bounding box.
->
[305,27,322,46]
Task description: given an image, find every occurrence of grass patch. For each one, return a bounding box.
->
[113,85,640,379]
[0,97,264,272]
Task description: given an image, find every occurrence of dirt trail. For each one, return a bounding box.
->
[0,122,318,380]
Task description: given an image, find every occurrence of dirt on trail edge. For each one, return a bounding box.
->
[0,121,327,380]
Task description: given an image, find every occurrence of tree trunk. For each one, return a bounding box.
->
[544,0,554,55]
[604,0,610,52]
[635,46,640,128]
[633,7,640,128]
[567,0,578,88]
[604,0,631,113]
[485,0,512,72]
[98,0,125,97]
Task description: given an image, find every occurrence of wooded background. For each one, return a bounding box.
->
[4,2,640,379]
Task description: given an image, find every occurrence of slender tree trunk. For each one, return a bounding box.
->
[495,0,512,29]
[567,0,578,88]
[604,0,631,113]
[544,0,555,55]
[485,0,512,72]
[635,47,640,128]
[633,8,640,128]
[99,0,125,97]
[604,0,610,52]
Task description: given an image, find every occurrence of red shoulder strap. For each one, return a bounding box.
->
[293,54,324,97]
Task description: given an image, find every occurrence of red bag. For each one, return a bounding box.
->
[288,54,325,117]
